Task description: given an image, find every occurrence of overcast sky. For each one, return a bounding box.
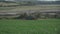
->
[5,0,14,1]
[5,0,60,1]
[38,0,60,1]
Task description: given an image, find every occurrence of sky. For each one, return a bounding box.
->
[38,0,60,1]
[5,0,14,1]
[5,0,60,1]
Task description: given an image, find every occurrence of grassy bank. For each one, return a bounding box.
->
[0,19,60,34]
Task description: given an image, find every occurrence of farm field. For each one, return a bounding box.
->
[0,19,60,34]
[0,7,16,10]
[0,5,60,11]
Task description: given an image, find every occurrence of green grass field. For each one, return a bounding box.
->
[0,19,60,34]
[0,7,16,10]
